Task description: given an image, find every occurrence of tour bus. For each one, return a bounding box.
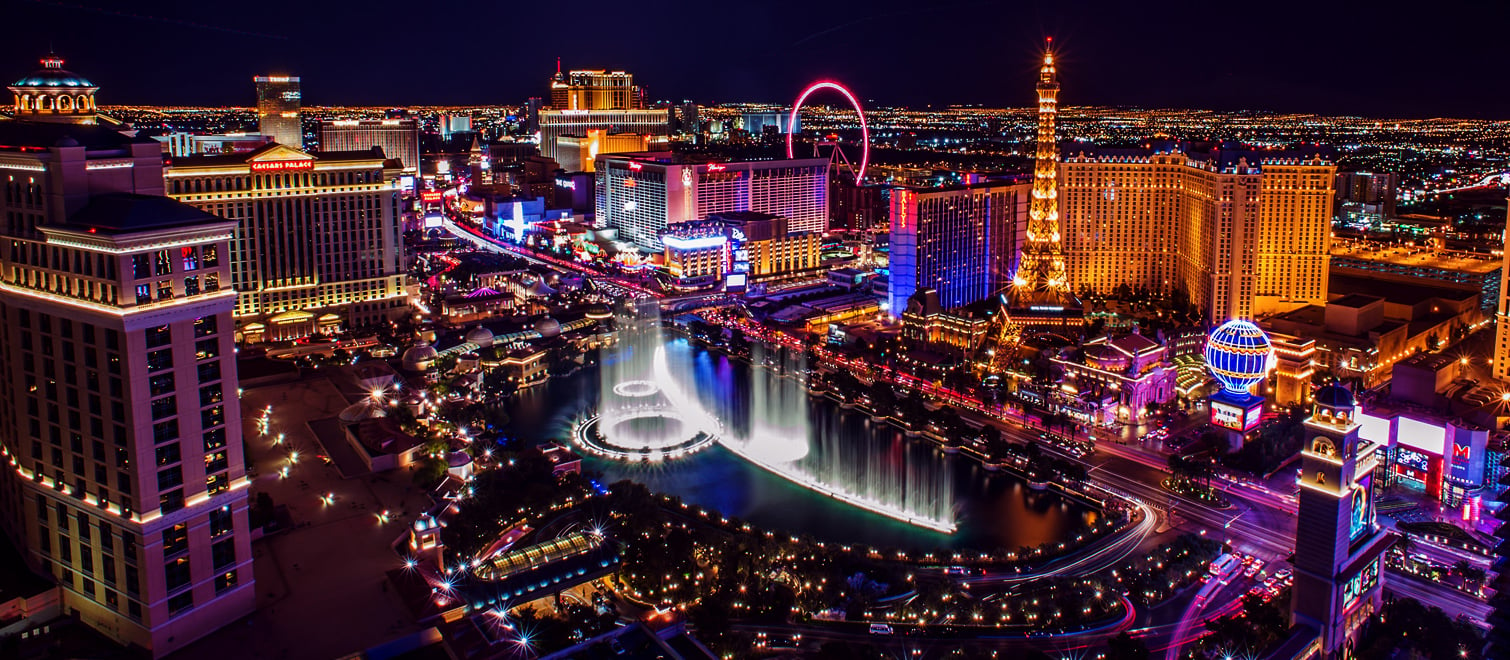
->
[1209,553,1240,576]
[868,624,894,635]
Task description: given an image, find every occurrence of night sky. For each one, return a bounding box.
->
[6,0,1507,118]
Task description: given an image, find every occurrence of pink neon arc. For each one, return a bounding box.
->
[786,81,869,185]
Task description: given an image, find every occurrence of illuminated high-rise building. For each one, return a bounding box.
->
[1493,199,1510,382]
[253,75,301,148]
[548,65,642,111]
[318,118,419,173]
[1291,383,1392,659]
[1059,142,1335,323]
[165,143,407,342]
[595,153,829,250]
[1005,42,1082,327]
[0,121,254,657]
[889,181,1029,317]
[538,108,670,166]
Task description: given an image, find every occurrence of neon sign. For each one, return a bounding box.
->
[627,162,643,171]
[421,192,443,203]
[250,160,313,172]
[707,163,727,172]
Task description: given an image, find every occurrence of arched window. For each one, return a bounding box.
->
[1315,472,1325,485]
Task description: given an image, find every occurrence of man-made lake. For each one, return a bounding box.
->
[502,338,1095,553]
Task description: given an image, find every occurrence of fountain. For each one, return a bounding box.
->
[572,300,721,461]
[720,344,957,533]
[575,305,956,531]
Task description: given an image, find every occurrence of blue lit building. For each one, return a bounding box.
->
[887,180,1028,316]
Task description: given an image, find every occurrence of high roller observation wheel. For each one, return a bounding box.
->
[786,80,869,185]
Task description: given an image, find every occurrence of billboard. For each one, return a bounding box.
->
[422,213,444,229]
[421,191,443,204]
[1395,447,1431,473]
[1210,397,1261,432]
[1396,416,1446,455]
[1445,425,1486,487]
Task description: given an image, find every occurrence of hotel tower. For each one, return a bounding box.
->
[0,118,255,656]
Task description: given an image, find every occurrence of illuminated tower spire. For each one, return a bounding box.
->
[1014,39,1066,292]
[996,38,1081,333]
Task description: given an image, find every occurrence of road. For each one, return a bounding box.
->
[1385,572,1492,625]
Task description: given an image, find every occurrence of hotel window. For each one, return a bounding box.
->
[146,349,172,373]
[180,247,198,271]
[209,506,233,538]
[157,466,183,492]
[214,570,238,594]
[156,280,173,300]
[131,254,151,279]
[184,276,199,296]
[165,557,191,593]
[205,273,219,292]
[135,284,151,305]
[160,488,184,514]
[154,250,172,276]
[211,537,235,570]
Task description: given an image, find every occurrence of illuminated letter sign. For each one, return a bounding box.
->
[627,162,643,171]
[421,192,443,203]
[707,163,727,172]
[1452,443,1470,462]
[250,160,314,172]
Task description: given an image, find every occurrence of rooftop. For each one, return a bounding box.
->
[1330,242,1500,275]
[1330,273,1478,307]
[0,119,149,151]
[57,193,228,235]
[1330,293,1384,309]
[1061,139,1334,170]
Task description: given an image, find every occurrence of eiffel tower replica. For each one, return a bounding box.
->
[981,41,1084,374]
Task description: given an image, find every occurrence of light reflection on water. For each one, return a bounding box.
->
[503,339,1093,552]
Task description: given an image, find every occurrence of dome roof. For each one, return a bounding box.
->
[1314,382,1355,409]
[464,325,495,347]
[401,341,439,370]
[533,316,562,338]
[11,56,94,89]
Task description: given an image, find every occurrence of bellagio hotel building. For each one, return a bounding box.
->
[0,122,253,656]
[165,143,407,343]
[1058,141,1335,322]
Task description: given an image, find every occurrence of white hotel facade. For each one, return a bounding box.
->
[594,153,830,250]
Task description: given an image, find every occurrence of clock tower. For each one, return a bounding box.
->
[1291,382,1394,659]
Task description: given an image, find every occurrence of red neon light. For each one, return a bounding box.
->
[707,163,727,172]
[786,80,870,185]
[1452,443,1470,460]
[250,160,314,172]
[421,192,443,203]
[627,161,643,171]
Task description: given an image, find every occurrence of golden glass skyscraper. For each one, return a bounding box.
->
[253,75,302,149]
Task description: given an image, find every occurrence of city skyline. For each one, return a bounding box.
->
[5,0,1508,118]
[0,8,1503,660]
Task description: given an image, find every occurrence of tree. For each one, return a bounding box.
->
[1106,631,1150,660]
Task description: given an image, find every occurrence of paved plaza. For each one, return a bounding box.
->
[169,377,436,660]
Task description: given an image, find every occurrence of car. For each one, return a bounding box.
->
[1263,577,1279,589]
[869,624,894,635]
[1241,555,1256,566]
[1199,574,1213,584]
[1243,565,1260,578]
[1247,586,1264,598]
[1251,559,1266,573]
[1274,569,1292,581]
